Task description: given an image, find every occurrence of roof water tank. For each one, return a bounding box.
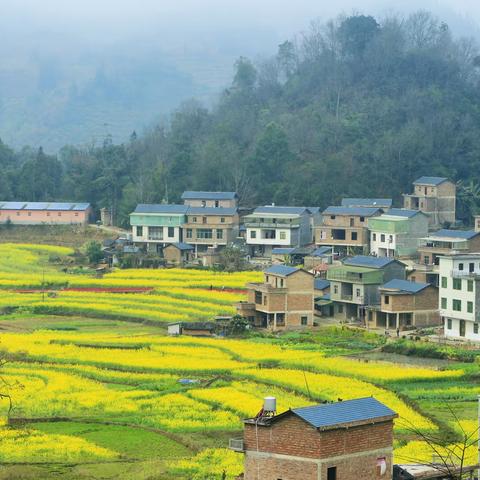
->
[264,396,276,412]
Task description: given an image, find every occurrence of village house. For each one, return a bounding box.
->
[439,253,480,341]
[181,191,238,208]
[244,206,315,258]
[327,256,406,320]
[0,201,91,226]
[368,209,429,258]
[367,279,440,330]
[303,246,334,271]
[130,204,189,252]
[162,242,194,265]
[402,177,456,229]
[236,265,314,330]
[314,278,332,317]
[316,206,383,256]
[341,198,393,210]
[233,396,397,480]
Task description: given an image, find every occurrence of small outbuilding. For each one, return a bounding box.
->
[163,242,194,265]
[167,321,216,337]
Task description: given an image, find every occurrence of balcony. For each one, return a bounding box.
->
[246,282,287,293]
[451,270,480,278]
[327,270,383,284]
[341,294,353,301]
[244,221,299,229]
[229,438,244,452]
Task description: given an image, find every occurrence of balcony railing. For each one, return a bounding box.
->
[244,221,299,229]
[451,270,480,278]
[341,294,353,301]
[327,270,383,284]
[229,438,244,451]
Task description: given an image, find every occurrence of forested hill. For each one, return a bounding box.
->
[2,12,480,226]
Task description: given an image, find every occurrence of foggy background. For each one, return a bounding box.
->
[1,0,479,151]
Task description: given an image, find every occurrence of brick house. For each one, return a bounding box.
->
[162,242,194,265]
[367,279,440,330]
[0,201,91,226]
[236,265,314,330]
[316,206,383,256]
[181,191,238,208]
[327,256,406,320]
[237,397,397,480]
[402,177,456,229]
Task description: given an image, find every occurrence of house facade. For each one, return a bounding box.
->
[327,256,406,320]
[162,242,194,265]
[367,279,440,330]
[0,202,91,226]
[316,206,382,255]
[368,209,429,258]
[244,206,314,258]
[236,265,314,330]
[181,191,238,208]
[439,254,480,341]
[402,176,456,229]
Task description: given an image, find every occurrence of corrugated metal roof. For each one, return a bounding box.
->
[314,279,330,290]
[272,248,295,254]
[264,265,300,277]
[181,191,237,200]
[0,202,90,211]
[133,204,189,214]
[341,198,392,208]
[343,255,397,269]
[381,279,430,294]
[431,229,478,240]
[383,208,421,218]
[322,206,381,216]
[312,246,332,257]
[413,176,449,186]
[253,206,309,215]
[187,207,237,215]
[292,397,396,429]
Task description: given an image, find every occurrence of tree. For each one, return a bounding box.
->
[85,241,104,265]
[233,57,257,91]
[277,40,297,80]
[219,245,246,272]
[338,15,380,57]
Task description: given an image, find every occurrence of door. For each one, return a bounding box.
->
[460,320,466,337]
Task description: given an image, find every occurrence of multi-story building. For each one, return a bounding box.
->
[402,176,456,229]
[236,265,314,330]
[233,396,397,480]
[341,198,392,210]
[130,204,188,252]
[367,279,440,330]
[181,191,238,208]
[316,206,382,255]
[0,201,91,226]
[327,256,406,320]
[244,206,315,258]
[439,253,480,341]
[368,209,429,258]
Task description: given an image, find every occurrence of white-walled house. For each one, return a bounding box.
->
[439,253,480,341]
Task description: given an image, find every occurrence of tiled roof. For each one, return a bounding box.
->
[132,204,188,214]
[341,198,392,208]
[413,176,449,186]
[381,279,430,294]
[322,206,381,217]
[0,201,90,211]
[314,279,330,290]
[181,191,237,200]
[343,255,398,269]
[187,207,237,215]
[431,229,478,240]
[383,208,421,218]
[253,206,310,215]
[264,265,300,277]
[292,397,397,429]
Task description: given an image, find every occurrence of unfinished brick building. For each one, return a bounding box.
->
[237,397,397,480]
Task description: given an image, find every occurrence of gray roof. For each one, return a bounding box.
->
[341,198,392,208]
[413,176,449,186]
[314,279,330,291]
[264,265,300,277]
[272,248,295,255]
[291,397,396,429]
[132,204,189,214]
[181,191,237,200]
[253,206,310,215]
[323,206,381,217]
[432,229,478,240]
[0,201,90,211]
[381,279,430,294]
[167,242,194,251]
[383,208,421,218]
[307,207,321,214]
[343,255,398,269]
[187,207,237,216]
[312,246,332,257]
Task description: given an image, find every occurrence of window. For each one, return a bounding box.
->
[58,212,61,216]
[459,263,464,271]
[28,212,31,216]
[334,285,338,294]
[423,256,429,265]
[453,299,462,311]
[330,215,336,220]
[216,229,223,240]
[441,297,447,309]
[441,277,447,288]
[356,288,361,297]
[220,217,225,223]
[201,201,206,207]
[186,229,192,239]
[470,262,475,273]
[74,212,78,217]
[215,200,219,207]
[453,278,462,290]
[202,216,207,224]
[168,227,175,237]
[279,231,286,240]
[255,291,262,304]
[360,216,365,222]
[474,323,479,334]
[301,316,308,326]
[250,230,257,239]
[136,226,143,237]
[46,212,50,217]
[468,280,474,292]
[280,279,284,287]
[384,295,390,305]
[327,467,337,480]
[148,226,163,240]
[373,233,377,241]
[380,234,385,242]
[263,296,267,305]
[447,318,452,329]
[351,232,358,241]
[467,301,473,313]
[197,229,213,239]
[389,235,393,243]
[411,276,416,282]
[193,217,197,223]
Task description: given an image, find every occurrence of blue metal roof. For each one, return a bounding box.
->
[187,207,237,216]
[323,206,381,217]
[181,191,237,200]
[253,206,309,215]
[292,397,396,429]
[432,229,478,240]
[343,255,397,269]
[341,198,392,208]
[312,246,331,257]
[272,248,295,255]
[413,176,448,186]
[0,202,90,211]
[264,265,300,277]
[384,208,421,218]
[169,242,194,251]
[381,279,430,294]
[133,204,189,214]
[314,279,330,290]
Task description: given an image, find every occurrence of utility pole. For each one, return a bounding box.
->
[42,268,45,302]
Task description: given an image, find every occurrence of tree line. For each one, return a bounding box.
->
[1,11,480,227]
